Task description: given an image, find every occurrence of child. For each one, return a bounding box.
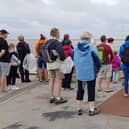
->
[112,51,121,84]
[7,43,21,90]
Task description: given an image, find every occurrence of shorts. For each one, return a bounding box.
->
[48,69,64,80]
[0,62,10,76]
[37,57,47,69]
[98,64,112,79]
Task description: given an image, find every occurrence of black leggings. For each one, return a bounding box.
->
[76,80,96,102]
[62,68,73,89]
[7,66,18,86]
[19,60,30,82]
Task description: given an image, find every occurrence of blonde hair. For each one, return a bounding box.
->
[9,43,15,49]
[80,32,92,41]
[50,28,59,38]
[18,35,24,41]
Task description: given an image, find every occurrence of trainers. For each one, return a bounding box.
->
[49,97,56,104]
[7,85,12,90]
[11,85,19,90]
[78,109,83,116]
[89,108,100,116]
[55,97,67,105]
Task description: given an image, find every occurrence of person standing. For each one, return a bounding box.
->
[35,34,48,82]
[17,35,31,83]
[7,43,20,90]
[46,28,67,104]
[107,38,114,50]
[74,32,101,116]
[0,29,10,92]
[112,51,121,84]
[62,39,74,90]
[97,35,113,92]
[119,35,129,97]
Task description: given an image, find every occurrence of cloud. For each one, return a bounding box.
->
[90,0,119,6]
[0,0,128,39]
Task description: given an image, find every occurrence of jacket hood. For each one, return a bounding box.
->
[125,40,129,47]
[77,40,90,56]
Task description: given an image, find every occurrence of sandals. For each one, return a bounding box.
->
[105,89,114,93]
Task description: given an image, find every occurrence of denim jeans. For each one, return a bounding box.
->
[112,71,119,82]
[123,70,129,94]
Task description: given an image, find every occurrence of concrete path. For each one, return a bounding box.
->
[0,78,128,129]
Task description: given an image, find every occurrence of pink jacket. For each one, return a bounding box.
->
[112,55,121,71]
[63,45,73,58]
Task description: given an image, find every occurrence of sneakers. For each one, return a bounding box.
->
[8,85,19,90]
[89,108,100,116]
[49,97,67,105]
[49,97,56,104]
[11,85,19,90]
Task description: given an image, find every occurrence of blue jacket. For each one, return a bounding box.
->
[119,40,129,71]
[74,40,101,81]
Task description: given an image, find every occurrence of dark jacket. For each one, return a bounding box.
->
[47,39,65,61]
[17,41,31,61]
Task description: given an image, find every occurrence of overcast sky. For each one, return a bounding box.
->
[0,0,129,39]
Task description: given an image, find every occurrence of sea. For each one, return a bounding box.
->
[7,39,124,73]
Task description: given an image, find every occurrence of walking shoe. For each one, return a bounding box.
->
[11,85,19,90]
[78,109,83,116]
[49,97,56,104]
[89,108,100,116]
[55,97,67,105]
[25,79,32,83]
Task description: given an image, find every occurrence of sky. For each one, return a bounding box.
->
[0,0,129,39]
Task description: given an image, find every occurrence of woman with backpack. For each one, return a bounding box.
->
[35,34,48,82]
[119,35,129,97]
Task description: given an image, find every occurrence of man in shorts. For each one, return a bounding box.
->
[97,35,113,92]
[47,28,67,104]
[0,29,10,92]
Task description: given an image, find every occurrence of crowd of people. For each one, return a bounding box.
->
[0,28,129,116]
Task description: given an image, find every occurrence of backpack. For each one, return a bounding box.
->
[121,45,129,66]
[38,43,43,57]
[41,40,58,63]
[98,45,107,64]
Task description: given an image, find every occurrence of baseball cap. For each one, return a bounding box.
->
[0,29,9,34]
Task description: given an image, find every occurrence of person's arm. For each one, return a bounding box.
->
[0,49,6,58]
[119,45,124,58]
[92,51,101,72]
[35,42,39,58]
[27,43,31,54]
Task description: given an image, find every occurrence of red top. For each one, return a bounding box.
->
[97,43,113,64]
[63,45,73,57]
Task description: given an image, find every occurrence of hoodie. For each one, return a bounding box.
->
[119,40,129,70]
[74,40,101,81]
[63,44,73,57]
[112,55,121,71]
[17,41,31,61]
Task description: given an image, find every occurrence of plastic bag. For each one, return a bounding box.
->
[60,57,74,74]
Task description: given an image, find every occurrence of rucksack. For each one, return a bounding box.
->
[98,45,107,64]
[41,40,58,63]
[38,43,43,57]
[121,45,129,66]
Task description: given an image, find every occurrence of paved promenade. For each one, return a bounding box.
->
[0,77,129,129]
